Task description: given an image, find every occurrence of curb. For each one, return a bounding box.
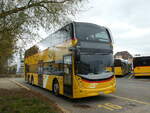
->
[9,79,30,90]
[56,104,71,113]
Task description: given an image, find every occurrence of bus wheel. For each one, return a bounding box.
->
[53,80,59,96]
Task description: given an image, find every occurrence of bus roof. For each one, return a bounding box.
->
[133,56,150,58]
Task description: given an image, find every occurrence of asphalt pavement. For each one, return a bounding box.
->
[0,78,20,89]
[12,77,150,113]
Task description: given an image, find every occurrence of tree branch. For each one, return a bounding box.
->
[28,0,33,6]
[38,4,53,13]
[0,0,70,18]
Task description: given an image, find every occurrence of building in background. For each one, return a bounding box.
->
[16,49,24,74]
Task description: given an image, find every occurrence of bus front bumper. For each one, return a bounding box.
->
[73,84,116,98]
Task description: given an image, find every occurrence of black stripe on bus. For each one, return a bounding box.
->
[80,75,114,82]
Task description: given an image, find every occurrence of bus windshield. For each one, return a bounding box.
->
[114,59,122,67]
[75,23,111,43]
[133,57,150,67]
[77,54,113,75]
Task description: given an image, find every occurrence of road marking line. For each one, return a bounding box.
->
[110,94,150,105]
[98,104,114,111]
[98,103,122,111]
[104,103,122,109]
[128,74,134,79]
[9,79,31,91]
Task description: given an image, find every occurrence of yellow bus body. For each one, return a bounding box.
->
[73,75,116,98]
[25,40,116,98]
[114,67,123,76]
[26,73,116,98]
[26,74,116,98]
[25,22,116,98]
[134,66,150,76]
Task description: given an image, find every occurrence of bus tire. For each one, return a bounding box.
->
[53,80,59,96]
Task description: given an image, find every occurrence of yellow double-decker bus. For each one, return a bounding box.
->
[133,56,150,76]
[24,22,116,98]
[114,59,130,76]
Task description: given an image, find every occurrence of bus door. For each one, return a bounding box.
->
[63,55,73,97]
[38,60,43,87]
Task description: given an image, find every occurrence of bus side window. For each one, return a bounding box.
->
[64,64,69,74]
[38,66,43,74]
[61,24,72,40]
[64,55,72,74]
[25,64,29,73]
[38,61,43,75]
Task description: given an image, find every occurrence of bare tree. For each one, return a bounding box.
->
[0,0,85,73]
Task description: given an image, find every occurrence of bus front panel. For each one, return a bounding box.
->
[72,22,116,98]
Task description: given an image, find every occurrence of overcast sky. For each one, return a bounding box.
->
[75,0,150,56]
[38,0,150,56]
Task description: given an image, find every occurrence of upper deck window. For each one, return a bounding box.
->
[75,23,111,43]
